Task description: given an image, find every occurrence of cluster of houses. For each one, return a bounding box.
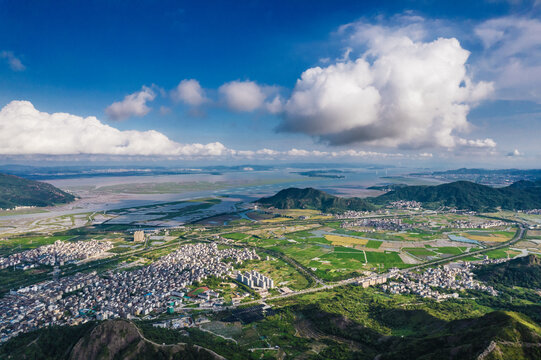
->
[0,243,259,343]
[382,261,498,300]
[334,210,373,219]
[450,219,506,229]
[522,209,541,215]
[389,200,423,210]
[0,240,113,270]
[341,217,412,231]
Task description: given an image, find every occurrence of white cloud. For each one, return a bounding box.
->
[474,16,541,102]
[265,96,284,114]
[1,51,25,71]
[256,148,279,156]
[279,22,493,149]
[219,80,266,112]
[456,138,497,148]
[105,86,156,120]
[0,100,228,157]
[171,79,208,106]
[218,80,283,113]
[506,149,522,156]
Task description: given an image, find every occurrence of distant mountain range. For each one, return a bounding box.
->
[257,180,541,212]
[255,187,375,213]
[0,173,75,209]
[375,180,541,211]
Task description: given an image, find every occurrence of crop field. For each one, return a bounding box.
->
[432,246,467,255]
[272,209,321,217]
[482,247,521,259]
[461,230,515,243]
[277,244,331,264]
[365,240,382,249]
[324,234,368,247]
[222,232,250,240]
[261,217,293,223]
[403,247,437,257]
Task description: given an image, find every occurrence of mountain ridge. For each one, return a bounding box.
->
[0,173,75,209]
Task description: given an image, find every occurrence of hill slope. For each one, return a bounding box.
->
[0,173,75,209]
[0,320,225,360]
[374,180,541,211]
[474,254,541,289]
[255,187,375,213]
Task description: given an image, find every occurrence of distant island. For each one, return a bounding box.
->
[294,170,346,179]
[0,173,75,209]
[411,168,541,186]
[258,180,541,212]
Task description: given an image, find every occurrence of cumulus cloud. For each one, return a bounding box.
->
[456,138,497,148]
[506,149,522,157]
[279,22,493,149]
[218,80,283,113]
[474,16,541,101]
[105,86,156,120]
[1,51,25,71]
[0,100,228,157]
[171,79,208,106]
[219,81,266,112]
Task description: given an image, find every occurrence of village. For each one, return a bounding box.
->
[0,239,114,270]
[0,243,260,343]
[382,258,505,300]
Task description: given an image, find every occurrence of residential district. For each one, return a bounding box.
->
[0,243,259,342]
[0,240,113,270]
[382,259,505,300]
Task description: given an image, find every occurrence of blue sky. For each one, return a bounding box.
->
[0,0,540,167]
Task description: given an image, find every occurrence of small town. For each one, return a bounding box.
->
[0,243,259,343]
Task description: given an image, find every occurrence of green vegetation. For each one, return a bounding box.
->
[256,187,375,213]
[0,321,97,359]
[475,254,541,289]
[365,240,382,249]
[0,173,75,209]
[374,180,541,211]
[222,232,250,240]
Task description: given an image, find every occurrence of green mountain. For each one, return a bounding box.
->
[255,187,375,213]
[475,254,541,289]
[0,320,225,360]
[0,173,75,209]
[380,311,541,360]
[373,180,541,211]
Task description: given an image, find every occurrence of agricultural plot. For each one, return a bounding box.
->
[222,232,250,240]
[365,240,383,249]
[261,217,293,223]
[460,230,516,243]
[324,234,368,247]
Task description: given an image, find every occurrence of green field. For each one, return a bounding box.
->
[222,232,250,240]
[366,240,383,249]
[403,247,437,257]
